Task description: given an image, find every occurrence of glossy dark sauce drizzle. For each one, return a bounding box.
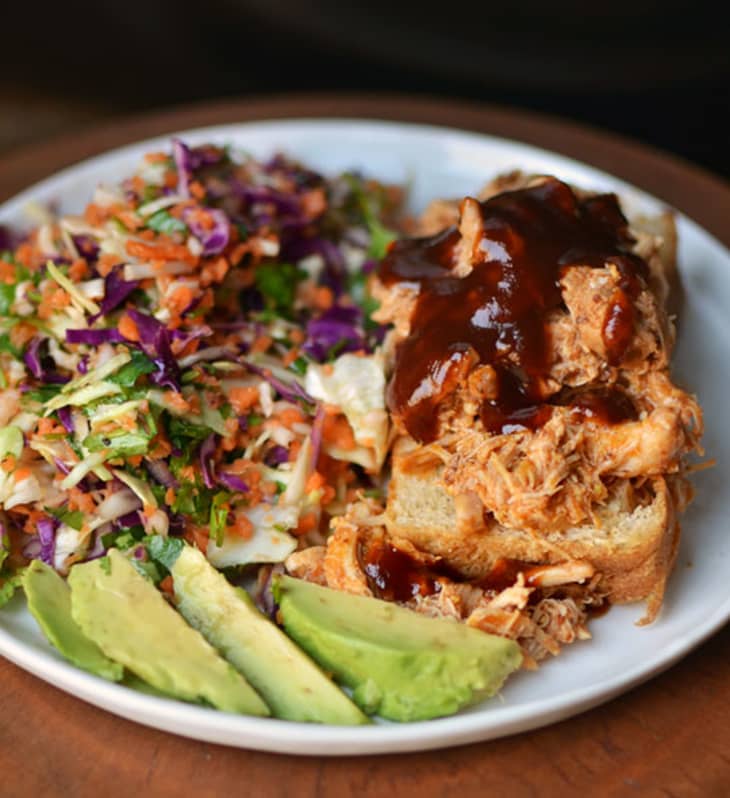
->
[357,537,456,602]
[379,178,647,443]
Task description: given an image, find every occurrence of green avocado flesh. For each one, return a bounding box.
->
[22,560,123,682]
[169,545,368,724]
[274,575,523,722]
[68,550,269,715]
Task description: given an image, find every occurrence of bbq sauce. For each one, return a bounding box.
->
[560,385,638,425]
[379,178,648,443]
[357,537,458,602]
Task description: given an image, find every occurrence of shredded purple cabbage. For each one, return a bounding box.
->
[145,459,179,489]
[72,235,100,263]
[113,511,142,530]
[243,362,314,405]
[23,337,70,384]
[57,407,74,434]
[199,434,217,489]
[95,266,139,318]
[84,532,106,561]
[217,472,249,493]
[254,563,285,620]
[182,206,230,256]
[264,445,289,467]
[22,537,42,560]
[127,310,181,390]
[310,403,326,471]
[303,305,366,361]
[172,138,193,198]
[53,457,71,475]
[23,337,43,378]
[66,328,125,345]
[36,517,58,566]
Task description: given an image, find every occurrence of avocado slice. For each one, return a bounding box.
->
[167,544,368,724]
[68,550,269,716]
[274,575,523,722]
[22,560,124,682]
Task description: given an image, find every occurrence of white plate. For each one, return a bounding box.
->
[1,120,728,756]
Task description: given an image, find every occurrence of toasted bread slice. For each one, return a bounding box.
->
[385,441,681,623]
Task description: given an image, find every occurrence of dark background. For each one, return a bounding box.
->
[1,0,728,177]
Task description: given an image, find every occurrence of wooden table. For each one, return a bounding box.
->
[1,95,729,797]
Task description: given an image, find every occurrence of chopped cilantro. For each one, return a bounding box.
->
[0,284,16,315]
[99,556,112,575]
[108,350,155,387]
[288,356,309,376]
[0,333,19,357]
[23,385,62,404]
[247,413,263,427]
[167,415,214,453]
[131,558,163,583]
[146,535,184,570]
[209,492,230,547]
[46,507,84,530]
[254,262,307,318]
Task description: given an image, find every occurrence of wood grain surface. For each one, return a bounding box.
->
[1,94,729,797]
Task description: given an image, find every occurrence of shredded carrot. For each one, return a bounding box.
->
[116,210,141,231]
[84,203,109,227]
[164,487,176,505]
[68,488,95,514]
[322,414,356,450]
[37,418,65,436]
[126,239,196,264]
[163,391,191,413]
[282,347,300,367]
[0,260,16,284]
[1,455,16,473]
[305,471,326,493]
[163,284,195,316]
[191,526,209,554]
[96,254,121,277]
[228,386,259,415]
[68,259,89,281]
[14,467,31,481]
[14,242,35,268]
[159,575,175,596]
[313,286,334,310]
[293,511,318,536]
[118,312,140,342]
[10,322,38,349]
[229,512,254,540]
[277,407,305,428]
[21,509,47,534]
[189,181,205,200]
[250,335,272,354]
